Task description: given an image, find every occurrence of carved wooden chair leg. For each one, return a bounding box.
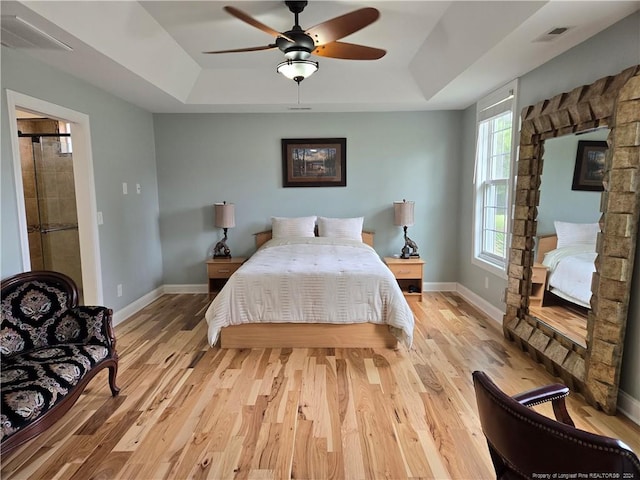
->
[108,364,121,396]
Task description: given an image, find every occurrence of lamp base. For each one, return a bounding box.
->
[401,229,419,259]
[213,233,231,258]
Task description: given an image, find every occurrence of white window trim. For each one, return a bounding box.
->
[472,79,519,279]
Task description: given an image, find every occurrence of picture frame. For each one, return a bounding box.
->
[571,140,607,191]
[282,138,346,187]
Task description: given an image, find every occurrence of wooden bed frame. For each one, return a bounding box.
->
[536,234,558,263]
[218,229,399,349]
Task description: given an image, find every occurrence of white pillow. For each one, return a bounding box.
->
[554,221,599,249]
[271,216,317,238]
[317,216,364,241]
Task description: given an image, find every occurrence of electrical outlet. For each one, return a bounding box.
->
[97,211,103,225]
[122,182,128,195]
[117,284,122,297]
[484,277,489,289]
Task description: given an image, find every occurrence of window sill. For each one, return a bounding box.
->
[471,256,508,280]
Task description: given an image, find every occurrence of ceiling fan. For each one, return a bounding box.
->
[204,1,386,84]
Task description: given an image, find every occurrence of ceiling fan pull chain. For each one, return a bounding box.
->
[297,83,300,105]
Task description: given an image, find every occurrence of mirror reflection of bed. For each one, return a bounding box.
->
[529,129,609,348]
[530,232,591,347]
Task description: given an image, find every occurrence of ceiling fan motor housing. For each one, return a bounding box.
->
[276,30,315,60]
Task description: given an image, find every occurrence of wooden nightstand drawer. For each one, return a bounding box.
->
[387,263,422,279]
[531,266,547,284]
[383,257,425,302]
[207,262,242,278]
[206,257,247,297]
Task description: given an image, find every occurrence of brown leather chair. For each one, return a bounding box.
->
[472,371,640,479]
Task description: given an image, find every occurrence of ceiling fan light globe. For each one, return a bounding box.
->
[276,59,318,82]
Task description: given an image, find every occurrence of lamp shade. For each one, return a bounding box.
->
[214,202,235,228]
[393,200,415,227]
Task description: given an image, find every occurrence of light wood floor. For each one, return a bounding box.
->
[530,300,588,347]
[2,293,639,479]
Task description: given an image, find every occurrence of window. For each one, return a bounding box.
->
[58,121,73,154]
[473,80,518,276]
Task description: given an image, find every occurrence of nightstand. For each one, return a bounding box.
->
[206,257,246,297]
[384,257,425,302]
[530,263,548,307]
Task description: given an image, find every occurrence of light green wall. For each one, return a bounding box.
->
[458,11,640,401]
[537,130,607,235]
[1,46,163,310]
[153,111,462,284]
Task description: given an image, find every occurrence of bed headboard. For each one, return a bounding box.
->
[536,234,557,264]
[254,230,375,249]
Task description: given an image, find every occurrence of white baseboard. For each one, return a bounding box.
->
[112,284,207,327]
[112,287,164,327]
[454,283,504,328]
[163,284,208,294]
[423,282,457,292]
[618,389,640,426]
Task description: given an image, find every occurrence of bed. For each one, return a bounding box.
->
[205,216,415,349]
[536,221,598,308]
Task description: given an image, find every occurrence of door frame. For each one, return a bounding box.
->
[6,90,103,304]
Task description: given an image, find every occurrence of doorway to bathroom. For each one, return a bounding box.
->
[17,113,83,299]
[7,90,104,305]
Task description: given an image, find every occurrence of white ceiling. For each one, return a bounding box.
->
[2,1,638,113]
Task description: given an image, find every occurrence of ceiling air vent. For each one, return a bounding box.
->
[533,26,571,43]
[1,15,72,51]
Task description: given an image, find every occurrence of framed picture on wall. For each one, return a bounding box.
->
[282,138,346,187]
[572,140,607,191]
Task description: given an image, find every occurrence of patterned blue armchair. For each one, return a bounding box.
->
[1,271,119,454]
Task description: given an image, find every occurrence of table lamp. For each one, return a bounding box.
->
[213,201,235,258]
[393,199,419,259]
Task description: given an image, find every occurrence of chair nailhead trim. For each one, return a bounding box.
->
[486,387,640,472]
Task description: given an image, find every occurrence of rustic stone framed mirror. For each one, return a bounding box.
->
[504,65,640,414]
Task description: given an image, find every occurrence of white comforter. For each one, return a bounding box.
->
[542,245,596,307]
[205,237,415,348]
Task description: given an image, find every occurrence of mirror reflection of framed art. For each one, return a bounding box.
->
[571,140,607,191]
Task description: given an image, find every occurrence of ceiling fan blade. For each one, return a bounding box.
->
[306,8,380,46]
[224,6,294,43]
[203,44,277,54]
[313,41,386,60]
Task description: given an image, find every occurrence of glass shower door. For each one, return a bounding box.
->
[22,133,83,299]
